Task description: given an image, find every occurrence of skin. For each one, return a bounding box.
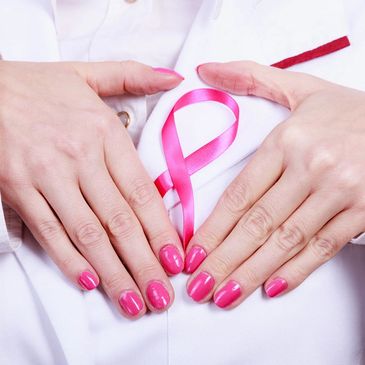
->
[186,61,365,308]
[0,60,184,318]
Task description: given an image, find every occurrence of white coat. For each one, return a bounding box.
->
[0,1,364,364]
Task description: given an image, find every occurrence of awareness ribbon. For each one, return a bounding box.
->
[154,88,239,249]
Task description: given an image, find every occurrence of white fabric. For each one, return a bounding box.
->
[0,0,365,364]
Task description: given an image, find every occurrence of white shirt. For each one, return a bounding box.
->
[0,1,365,364]
[57,0,203,142]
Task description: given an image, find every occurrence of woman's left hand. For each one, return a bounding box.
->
[185,61,365,308]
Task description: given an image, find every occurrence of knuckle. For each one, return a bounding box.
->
[242,70,257,96]
[274,223,306,252]
[95,111,119,134]
[239,205,273,239]
[30,154,56,175]
[0,168,25,190]
[193,228,220,250]
[128,178,156,209]
[240,266,260,285]
[148,230,174,248]
[134,262,160,282]
[74,222,105,250]
[103,271,125,293]
[209,254,233,278]
[221,180,250,216]
[310,235,339,260]
[307,146,337,173]
[105,210,136,240]
[54,136,90,161]
[121,60,138,70]
[278,123,305,147]
[213,74,232,91]
[225,61,258,95]
[335,167,361,190]
[58,255,77,272]
[38,220,64,242]
[289,264,307,283]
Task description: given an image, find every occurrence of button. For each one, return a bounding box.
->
[117,111,131,128]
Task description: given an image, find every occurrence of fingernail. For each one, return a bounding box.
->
[78,271,99,291]
[214,280,242,308]
[196,62,220,73]
[153,67,184,80]
[184,245,207,274]
[196,64,202,73]
[187,271,215,302]
[146,281,170,310]
[265,278,288,298]
[159,244,183,275]
[119,290,144,317]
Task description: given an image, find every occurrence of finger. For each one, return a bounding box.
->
[213,190,345,309]
[186,168,309,303]
[185,144,284,274]
[105,125,184,276]
[78,162,175,312]
[9,188,99,291]
[39,180,148,318]
[264,208,365,298]
[197,61,331,109]
[72,60,184,97]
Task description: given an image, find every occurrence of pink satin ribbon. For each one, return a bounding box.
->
[154,88,239,249]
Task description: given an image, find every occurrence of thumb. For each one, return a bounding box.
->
[197,61,330,110]
[70,60,184,97]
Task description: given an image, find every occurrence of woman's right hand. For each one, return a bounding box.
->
[0,60,184,318]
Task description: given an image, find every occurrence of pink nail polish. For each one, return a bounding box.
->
[78,271,99,291]
[196,64,204,73]
[153,67,184,80]
[119,290,144,317]
[265,278,288,298]
[187,271,215,302]
[184,245,207,274]
[214,280,242,308]
[159,244,183,275]
[196,62,220,73]
[146,281,170,310]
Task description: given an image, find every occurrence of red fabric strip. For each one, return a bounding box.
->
[271,36,350,69]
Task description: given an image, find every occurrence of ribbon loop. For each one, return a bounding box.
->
[155,88,240,249]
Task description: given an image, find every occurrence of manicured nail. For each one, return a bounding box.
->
[78,271,99,291]
[187,271,215,302]
[196,62,221,73]
[146,281,170,310]
[265,278,288,298]
[153,67,184,80]
[119,290,144,317]
[184,245,207,274]
[159,244,183,275]
[196,63,205,73]
[214,280,242,308]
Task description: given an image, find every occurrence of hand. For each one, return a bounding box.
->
[0,60,184,318]
[185,61,365,308]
